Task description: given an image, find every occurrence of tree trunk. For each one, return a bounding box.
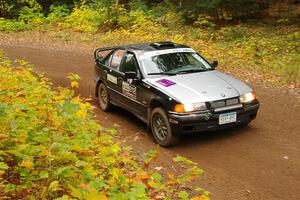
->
[0,0,5,18]
[116,0,127,5]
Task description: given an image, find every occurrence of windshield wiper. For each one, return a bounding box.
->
[176,69,208,74]
[148,69,209,76]
[147,72,177,76]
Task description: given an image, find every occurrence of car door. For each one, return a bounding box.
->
[105,49,126,106]
[119,52,148,121]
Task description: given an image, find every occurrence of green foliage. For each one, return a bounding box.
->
[287,31,300,53]
[194,15,216,30]
[0,53,209,199]
[128,0,149,13]
[177,0,269,23]
[219,26,247,41]
[1,0,300,26]
[18,4,45,27]
[63,4,107,32]
[198,25,300,85]
[0,18,26,31]
[46,4,70,24]
[0,1,299,85]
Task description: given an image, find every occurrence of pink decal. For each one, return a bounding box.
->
[157,79,176,87]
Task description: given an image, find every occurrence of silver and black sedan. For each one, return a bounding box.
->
[94,42,259,147]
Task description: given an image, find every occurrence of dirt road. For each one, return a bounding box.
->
[1,43,299,200]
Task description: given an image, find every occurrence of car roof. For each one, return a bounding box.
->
[118,42,191,54]
[94,42,193,60]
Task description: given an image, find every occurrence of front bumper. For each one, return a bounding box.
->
[168,102,259,135]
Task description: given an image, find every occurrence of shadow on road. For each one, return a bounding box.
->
[176,125,256,148]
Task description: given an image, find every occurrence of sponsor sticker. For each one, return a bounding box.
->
[156,79,176,87]
[139,48,195,59]
[122,82,136,99]
[107,74,117,84]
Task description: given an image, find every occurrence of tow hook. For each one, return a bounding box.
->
[169,118,179,124]
[204,113,211,120]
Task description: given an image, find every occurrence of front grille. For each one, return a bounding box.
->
[226,98,239,106]
[210,98,239,109]
[211,101,225,108]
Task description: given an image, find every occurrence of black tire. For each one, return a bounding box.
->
[97,83,111,111]
[151,107,180,147]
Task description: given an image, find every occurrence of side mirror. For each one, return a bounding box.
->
[95,58,101,63]
[211,60,218,69]
[124,71,137,80]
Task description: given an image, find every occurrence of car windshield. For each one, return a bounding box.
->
[141,52,212,75]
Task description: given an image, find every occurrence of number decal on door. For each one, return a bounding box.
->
[122,81,136,100]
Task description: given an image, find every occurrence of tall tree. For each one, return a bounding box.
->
[0,0,5,17]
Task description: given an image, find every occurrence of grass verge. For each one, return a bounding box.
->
[1,23,299,89]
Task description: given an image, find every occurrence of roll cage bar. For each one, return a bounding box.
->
[94,46,124,61]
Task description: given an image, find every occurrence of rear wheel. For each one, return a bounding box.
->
[97,83,111,111]
[151,107,180,147]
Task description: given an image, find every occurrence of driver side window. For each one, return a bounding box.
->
[120,53,138,73]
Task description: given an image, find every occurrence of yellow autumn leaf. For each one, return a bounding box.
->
[19,161,33,168]
[69,184,81,199]
[48,181,61,192]
[76,109,87,118]
[191,197,203,200]
[71,81,79,88]
[86,189,107,200]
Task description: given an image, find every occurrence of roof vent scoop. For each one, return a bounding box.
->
[150,41,175,49]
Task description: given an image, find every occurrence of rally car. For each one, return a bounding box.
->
[94,42,259,147]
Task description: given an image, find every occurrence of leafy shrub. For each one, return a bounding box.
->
[105,3,128,29]
[128,0,149,13]
[18,4,45,27]
[0,52,209,199]
[65,5,108,32]
[100,8,168,43]
[287,31,300,53]
[128,10,158,30]
[194,15,216,30]
[63,5,107,32]
[161,11,185,28]
[46,5,70,24]
[220,26,247,41]
[0,18,26,31]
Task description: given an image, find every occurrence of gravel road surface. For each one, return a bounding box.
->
[1,42,299,200]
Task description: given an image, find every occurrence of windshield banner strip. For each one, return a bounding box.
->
[139,48,195,59]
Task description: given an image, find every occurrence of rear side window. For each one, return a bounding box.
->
[96,49,113,65]
[110,50,125,70]
[104,54,113,66]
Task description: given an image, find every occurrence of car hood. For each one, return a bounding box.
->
[145,70,253,104]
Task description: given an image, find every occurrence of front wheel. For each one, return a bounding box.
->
[97,83,111,111]
[151,107,180,147]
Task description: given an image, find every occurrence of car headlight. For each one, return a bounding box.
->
[239,92,256,103]
[173,102,206,113]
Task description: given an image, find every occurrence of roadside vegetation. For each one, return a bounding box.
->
[0,0,299,87]
[0,51,209,199]
[0,1,299,199]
